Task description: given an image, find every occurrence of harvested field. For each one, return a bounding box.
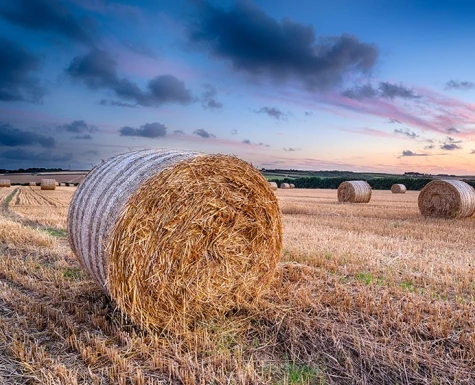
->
[0,187,475,384]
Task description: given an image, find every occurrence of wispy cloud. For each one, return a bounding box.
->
[400,150,428,157]
[445,80,475,91]
[254,106,288,120]
[193,128,216,138]
[394,128,418,139]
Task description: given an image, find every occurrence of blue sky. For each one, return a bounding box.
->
[1,0,475,174]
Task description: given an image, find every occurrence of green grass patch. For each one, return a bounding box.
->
[356,272,374,285]
[280,361,325,385]
[63,267,82,280]
[44,228,68,238]
[4,188,18,206]
[399,280,414,292]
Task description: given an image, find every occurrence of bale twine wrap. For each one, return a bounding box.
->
[68,149,283,330]
[338,180,372,203]
[391,184,407,194]
[0,179,11,187]
[269,181,278,190]
[418,179,475,218]
[281,183,290,189]
[289,184,295,189]
[41,179,56,190]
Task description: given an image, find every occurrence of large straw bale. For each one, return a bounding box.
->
[68,149,282,331]
[418,179,475,218]
[29,182,36,187]
[391,184,407,194]
[0,179,11,187]
[338,180,372,203]
[269,181,278,190]
[41,179,56,190]
[289,184,295,189]
[281,183,290,189]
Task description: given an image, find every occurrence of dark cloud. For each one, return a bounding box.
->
[0,0,96,46]
[342,84,377,100]
[424,145,435,150]
[99,99,136,108]
[193,128,216,138]
[119,122,167,138]
[57,120,98,133]
[242,139,252,144]
[388,118,402,124]
[471,150,475,154]
[231,129,238,135]
[445,80,475,91]
[343,82,419,100]
[304,111,313,116]
[283,147,301,152]
[173,130,185,135]
[72,134,92,140]
[201,84,223,109]
[379,82,419,100]
[394,128,418,139]
[0,124,55,147]
[0,38,44,102]
[0,149,72,162]
[441,143,462,151]
[447,127,460,134]
[66,50,193,107]
[254,106,287,120]
[188,2,378,91]
[401,150,427,157]
[445,136,462,144]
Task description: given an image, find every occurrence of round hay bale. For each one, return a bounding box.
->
[338,181,372,203]
[418,179,475,218]
[29,182,36,187]
[269,181,278,190]
[281,183,290,189]
[68,149,283,331]
[391,184,407,194]
[289,184,295,189]
[0,179,11,187]
[41,179,56,190]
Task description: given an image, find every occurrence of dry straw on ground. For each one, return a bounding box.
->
[41,179,56,190]
[0,179,11,187]
[391,184,407,194]
[281,183,290,189]
[418,179,475,218]
[68,149,282,331]
[269,181,278,190]
[337,180,372,203]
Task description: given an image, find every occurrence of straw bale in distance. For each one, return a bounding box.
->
[289,183,295,189]
[338,180,372,203]
[0,179,11,187]
[269,181,278,190]
[41,179,56,190]
[29,182,36,187]
[391,184,407,194]
[68,149,283,331]
[418,179,475,218]
[281,183,290,189]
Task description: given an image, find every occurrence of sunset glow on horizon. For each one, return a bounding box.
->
[1,0,475,175]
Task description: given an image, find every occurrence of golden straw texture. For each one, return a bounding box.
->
[269,181,278,190]
[68,149,282,331]
[391,184,407,194]
[281,183,290,189]
[290,184,295,189]
[337,180,372,203]
[0,180,11,187]
[41,179,56,190]
[29,182,36,187]
[418,179,475,218]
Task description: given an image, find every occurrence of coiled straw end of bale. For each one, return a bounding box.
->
[418,179,475,218]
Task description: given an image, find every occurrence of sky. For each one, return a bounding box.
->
[1,0,475,174]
